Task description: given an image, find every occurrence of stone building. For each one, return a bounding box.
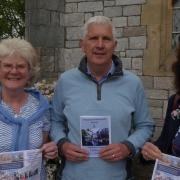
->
[25,0,180,151]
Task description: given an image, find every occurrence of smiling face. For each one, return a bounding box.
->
[0,54,30,92]
[80,23,117,69]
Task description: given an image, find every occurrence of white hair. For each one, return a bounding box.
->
[82,16,116,40]
[0,38,40,86]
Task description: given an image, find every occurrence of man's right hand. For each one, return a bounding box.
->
[61,142,89,162]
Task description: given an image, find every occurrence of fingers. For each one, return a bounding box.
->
[141,142,162,161]
[99,143,130,162]
[41,141,58,159]
[62,142,89,162]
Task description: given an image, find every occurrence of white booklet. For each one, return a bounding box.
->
[0,149,42,180]
[151,153,180,180]
[80,115,111,157]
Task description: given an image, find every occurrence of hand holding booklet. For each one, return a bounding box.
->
[0,149,42,180]
[80,116,111,157]
[151,153,180,180]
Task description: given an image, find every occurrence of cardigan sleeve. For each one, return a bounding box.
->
[154,94,176,154]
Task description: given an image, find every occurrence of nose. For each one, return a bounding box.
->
[10,66,19,73]
[96,38,104,48]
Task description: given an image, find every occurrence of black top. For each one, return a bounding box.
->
[154,94,180,154]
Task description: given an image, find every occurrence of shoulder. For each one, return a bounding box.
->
[25,88,49,106]
[122,70,143,88]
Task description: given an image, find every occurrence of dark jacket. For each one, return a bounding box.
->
[154,94,180,154]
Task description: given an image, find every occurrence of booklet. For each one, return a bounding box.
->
[0,149,42,180]
[151,153,180,180]
[80,115,111,157]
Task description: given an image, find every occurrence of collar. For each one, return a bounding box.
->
[78,54,123,79]
[86,61,115,84]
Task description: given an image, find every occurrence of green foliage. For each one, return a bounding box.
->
[0,0,25,39]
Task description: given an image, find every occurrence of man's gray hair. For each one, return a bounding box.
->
[82,16,116,39]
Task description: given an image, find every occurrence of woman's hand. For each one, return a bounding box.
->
[41,141,58,159]
[141,142,163,161]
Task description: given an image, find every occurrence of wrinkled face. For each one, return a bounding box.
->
[0,54,30,91]
[80,23,117,67]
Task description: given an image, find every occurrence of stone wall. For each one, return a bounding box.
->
[25,0,65,79]
[25,0,175,151]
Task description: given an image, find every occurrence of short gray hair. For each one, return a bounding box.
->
[82,16,116,39]
[0,38,40,86]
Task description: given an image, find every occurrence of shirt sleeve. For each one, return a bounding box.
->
[42,110,51,132]
[125,79,155,153]
[50,77,68,143]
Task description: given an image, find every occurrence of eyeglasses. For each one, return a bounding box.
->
[0,63,28,72]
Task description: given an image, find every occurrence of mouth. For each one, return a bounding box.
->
[7,77,21,81]
[94,52,106,55]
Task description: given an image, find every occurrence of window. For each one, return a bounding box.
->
[172,0,180,48]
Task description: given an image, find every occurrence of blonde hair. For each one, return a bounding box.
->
[82,16,116,40]
[0,38,40,86]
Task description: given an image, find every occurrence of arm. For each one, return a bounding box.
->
[154,95,176,153]
[124,79,154,154]
[41,111,58,159]
[50,77,89,162]
[141,95,177,161]
[100,79,154,161]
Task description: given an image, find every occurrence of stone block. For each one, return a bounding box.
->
[128,16,140,26]
[129,36,146,49]
[104,1,115,6]
[66,41,80,48]
[112,17,127,27]
[40,56,55,72]
[25,0,37,10]
[132,58,142,70]
[116,0,146,5]
[115,28,123,38]
[150,107,163,119]
[41,48,55,56]
[148,99,163,108]
[145,89,168,99]
[123,26,146,37]
[129,69,142,75]
[85,13,93,22]
[78,2,103,12]
[29,26,64,48]
[104,7,123,17]
[119,51,126,57]
[154,77,174,90]
[30,9,50,25]
[140,76,153,89]
[64,13,84,26]
[126,50,143,57]
[65,3,78,13]
[63,48,84,70]
[66,0,87,2]
[94,12,103,16]
[121,58,132,69]
[123,5,141,16]
[51,12,60,26]
[116,38,129,51]
[66,27,83,40]
[37,0,64,11]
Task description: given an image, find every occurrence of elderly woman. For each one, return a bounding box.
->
[0,38,57,179]
[141,45,180,160]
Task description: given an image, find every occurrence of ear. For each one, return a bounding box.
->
[114,40,117,49]
[80,39,85,52]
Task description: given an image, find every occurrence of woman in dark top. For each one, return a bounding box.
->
[142,45,180,160]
